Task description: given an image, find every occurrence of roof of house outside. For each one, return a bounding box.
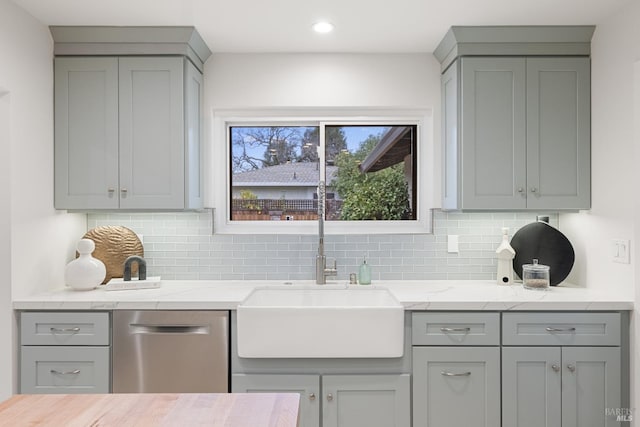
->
[233,162,338,187]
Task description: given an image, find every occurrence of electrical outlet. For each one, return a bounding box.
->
[612,239,630,264]
[447,235,459,253]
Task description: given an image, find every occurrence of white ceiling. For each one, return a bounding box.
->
[10,0,631,53]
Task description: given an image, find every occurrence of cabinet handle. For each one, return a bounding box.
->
[517,187,525,193]
[551,364,560,372]
[440,327,471,333]
[50,327,80,334]
[567,364,576,373]
[326,393,333,402]
[50,369,80,375]
[530,187,538,193]
[108,188,115,194]
[441,371,471,377]
[545,327,576,332]
[121,188,128,193]
[309,393,316,401]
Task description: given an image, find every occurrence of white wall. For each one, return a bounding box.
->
[559,0,640,414]
[560,6,639,293]
[206,53,440,109]
[0,0,86,398]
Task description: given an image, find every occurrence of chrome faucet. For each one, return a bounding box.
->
[316,181,337,284]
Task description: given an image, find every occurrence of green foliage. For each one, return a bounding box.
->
[238,189,260,210]
[334,135,411,220]
[239,189,257,200]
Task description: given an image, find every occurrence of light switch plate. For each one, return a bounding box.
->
[612,239,630,264]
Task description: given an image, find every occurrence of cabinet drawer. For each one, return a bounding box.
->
[412,312,500,345]
[20,346,110,394]
[502,312,621,346]
[21,312,110,346]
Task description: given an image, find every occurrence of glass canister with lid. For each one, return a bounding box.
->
[522,259,550,290]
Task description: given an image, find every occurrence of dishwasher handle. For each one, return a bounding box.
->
[129,324,211,335]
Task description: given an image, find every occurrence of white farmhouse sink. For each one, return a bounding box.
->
[236,286,404,358]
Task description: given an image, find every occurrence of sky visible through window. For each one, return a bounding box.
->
[230,125,389,172]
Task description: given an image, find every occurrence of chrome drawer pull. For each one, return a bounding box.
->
[440,327,471,333]
[50,327,81,334]
[545,327,576,332]
[50,369,80,375]
[441,371,471,377]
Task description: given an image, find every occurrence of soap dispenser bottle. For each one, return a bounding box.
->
[495,227,516,285]
[359,256,371,285]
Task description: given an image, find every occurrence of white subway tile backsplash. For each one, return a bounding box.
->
[86,210,556,281]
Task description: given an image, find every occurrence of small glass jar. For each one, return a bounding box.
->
[522,259,550,291]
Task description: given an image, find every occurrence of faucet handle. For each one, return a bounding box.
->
[324,258,338,277]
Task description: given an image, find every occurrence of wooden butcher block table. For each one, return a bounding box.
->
[0,393,300,427]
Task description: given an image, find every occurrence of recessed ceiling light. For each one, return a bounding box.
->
[312,22,334,34]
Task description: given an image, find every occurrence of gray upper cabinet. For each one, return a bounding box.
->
[526,58,591,210]
[436,26,593,211]
[52,26,209,211]
[118,57,186,210]
[54,57,119,210]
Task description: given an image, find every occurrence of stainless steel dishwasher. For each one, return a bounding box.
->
[112,310,229,393]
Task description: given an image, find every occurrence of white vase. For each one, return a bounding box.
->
[65,239,106,291]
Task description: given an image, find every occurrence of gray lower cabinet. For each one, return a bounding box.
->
[413,347,500,427]
[233,374,320,427]
[411,312,501,427]
[54,55,203,210]
[441,55,590,210]
[232,373,410,427]
[502,346,621,427]
[502,312,623,427]
[19,312,110,394]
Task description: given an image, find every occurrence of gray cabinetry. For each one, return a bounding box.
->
[55,55,203,210]
[502,312,622,427]
[442,56,590,210]
[20,312,110,394]
[437,26,593,211]
[54,57,119,209]
[412,312,501,427]
[232,373,410,427]
[233,374,320,427]
[51,27,209,211]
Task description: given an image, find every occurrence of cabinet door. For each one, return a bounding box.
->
[441,61,460,210]
[232,374,319,427]
[323,374,410,427]
[562,347,621,427]
[526,57,591,210]
[54,57,119,209]
[413,347,500,427]
[502,347,562,427]
[184,60,204,209]
[119,57,185,209]
[21,346,110,394]
[460,57,527,210]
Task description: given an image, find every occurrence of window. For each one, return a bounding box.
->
[211,111,433,234]
[230,124,417,222]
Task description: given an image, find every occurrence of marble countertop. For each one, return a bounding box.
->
[12,280,634,311]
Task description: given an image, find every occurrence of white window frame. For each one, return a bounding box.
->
[209,108,434,234]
